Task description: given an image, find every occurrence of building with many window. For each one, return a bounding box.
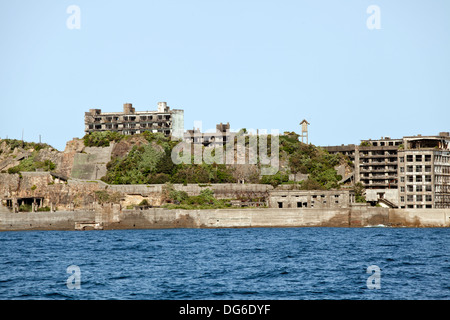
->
[398,134,450,209]
[324,132,450,209]
[84,102,184,139]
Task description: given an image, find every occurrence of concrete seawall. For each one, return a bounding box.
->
[1,207,449,231]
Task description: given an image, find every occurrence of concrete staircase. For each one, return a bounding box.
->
[378,198,398,208]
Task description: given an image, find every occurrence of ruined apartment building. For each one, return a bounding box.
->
[324,132,450,209]
[85,102,184,139]
[184,122,235,147]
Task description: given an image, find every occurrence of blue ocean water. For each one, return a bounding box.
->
[0,227,449,300]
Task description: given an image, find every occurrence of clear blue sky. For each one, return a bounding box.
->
[1,0,449,151]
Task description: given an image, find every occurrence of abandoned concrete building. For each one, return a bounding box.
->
[398,134,450,209]
[84,102,184,139]
[324,132,450,209]
[269,190,355,209]
[184,122,236,147]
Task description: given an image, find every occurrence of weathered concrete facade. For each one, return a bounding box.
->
[268,189,354,209]
[85,102,184,139]
[324,132,450,209]
[398,134,450,209]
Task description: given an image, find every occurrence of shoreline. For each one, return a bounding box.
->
[1,207,449,231]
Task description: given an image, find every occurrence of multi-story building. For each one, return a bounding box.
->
[184,122,235,147]
[324,132,450,209]
[398,133,450,209]
[324,137,402,206]
[358,137,403,191]
[84,102,184,139]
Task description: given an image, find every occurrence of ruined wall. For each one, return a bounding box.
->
[0,211,94,231]
[349,204,389,226]
[2,207,448,231]
[0,172,112,211]
[107,183,272,206]
[389,209,450,227]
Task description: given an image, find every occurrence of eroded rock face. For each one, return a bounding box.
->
[0,138,76,178]
[0,141,29,172]
[56,138,85,178]
[111,136,150,159]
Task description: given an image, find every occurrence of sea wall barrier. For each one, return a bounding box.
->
[0,207,449,231]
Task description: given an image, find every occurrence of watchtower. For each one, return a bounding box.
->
[299,119,310,144]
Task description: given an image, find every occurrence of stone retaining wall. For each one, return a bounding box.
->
[1,207,449,231]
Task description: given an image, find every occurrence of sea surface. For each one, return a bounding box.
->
[0,227,449,300]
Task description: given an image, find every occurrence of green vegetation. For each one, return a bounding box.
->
[83,131,123,147]
[91,130,348,190]
[17,204,51,212]
[162,186,232,209]
[101,132,235,185]
[18,204,32,212]
[260,172,289,187]
[138,199,150,206]
[170,163,235,185]
[1,139,52,152]
[1,139,57,174]
[281,132,344,190]
[8,157,56,174]
[94,190,122,204]
[354,182,366,203]
[103,143,166,184]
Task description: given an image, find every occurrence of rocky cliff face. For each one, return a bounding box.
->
[0,172,121,211]
[56,138,85,178]
[0,141,36,172]
[0,137,153,212]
